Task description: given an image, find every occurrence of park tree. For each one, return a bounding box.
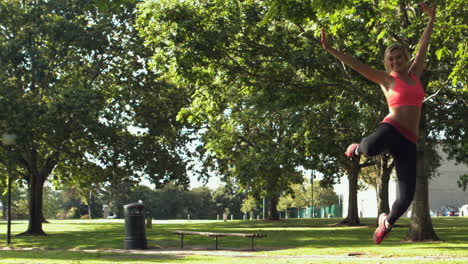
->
[0,0,191,235]
[42,186,67,219]
[145,183,187,219]
[56,187,88,219]
[187,186,216,219]
[0,184,28,219]
[126,184,217,220]
[360,154,394,218]
[458,175,468,192]
[136,0,380,222]
[241,195,259,220]
[280,183,312,209]
[127,184,158,216]
[211,182,246,219]
[54,163,106,219]
[137,0,316,220]
[278,181,339,210]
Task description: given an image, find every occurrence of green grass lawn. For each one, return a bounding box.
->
[0,217,467,263]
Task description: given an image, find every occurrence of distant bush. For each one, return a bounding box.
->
[56,210,67,220]
[66,207,80,219]
[80,214,90,219]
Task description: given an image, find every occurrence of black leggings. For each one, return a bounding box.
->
[357,123,416,225]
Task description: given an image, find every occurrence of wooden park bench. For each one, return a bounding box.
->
[172,230,266,251]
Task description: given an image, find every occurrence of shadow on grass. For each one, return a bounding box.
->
[0,251,187,263]
[1,217,467,257]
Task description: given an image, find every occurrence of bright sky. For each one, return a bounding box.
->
[189,173,222,190]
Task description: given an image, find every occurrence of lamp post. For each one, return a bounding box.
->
[262,197,266,220]
[2,132,16,245]
[310,171,315,218]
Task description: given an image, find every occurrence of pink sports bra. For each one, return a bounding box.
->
[386,73,424,107]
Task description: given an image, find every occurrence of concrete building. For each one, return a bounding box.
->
[335,147,468,218]
[429,148,467,211]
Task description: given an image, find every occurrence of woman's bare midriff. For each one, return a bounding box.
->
[386,106,422,137]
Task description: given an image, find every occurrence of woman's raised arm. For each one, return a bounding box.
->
[321,29,392,89]
[409,2,436,78]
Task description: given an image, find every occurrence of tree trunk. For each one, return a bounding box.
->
[41,215,49,223]
[339,160,361,225]
[1,196,6,220]
[266,192,279,221]
[406,154,440,241]
[19,172,47,236]
[264,167,280,221]
[88,203,93,219]
[376,177,390,216]
[406,100,441,241]
[88,190,93,219]
[377,155,393,218]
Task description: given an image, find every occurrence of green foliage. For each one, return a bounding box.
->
[260,0,317,26]
[278,181,339,210]
[211,182,246,218]
[43,186,66,219]
[136,0,364,220]
[458,174,468,192]
[101,178,134,218]
[126,184,243,219]
[427,1,467,167]
[8,182,247,220]
[0,185,28,219]
[65,207,81,219]
[126,183,246,219]
[240,195,258,216]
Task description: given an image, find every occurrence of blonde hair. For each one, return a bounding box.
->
[384,43,410,73]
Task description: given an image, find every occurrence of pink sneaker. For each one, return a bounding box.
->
[345,143,359,158]
[373,213,391,244]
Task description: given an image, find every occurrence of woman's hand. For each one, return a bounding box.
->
[419,2,436,20]
[321,28,331,50]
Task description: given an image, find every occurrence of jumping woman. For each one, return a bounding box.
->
[320,2,436,244]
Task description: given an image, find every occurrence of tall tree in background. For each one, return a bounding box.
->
[0,0,191,235]
[278,181,339,210]
[211,181,246,219]
[54,163,106,219]
[136,0,379,221]
[360,154,394,218]
[137,0,313,220]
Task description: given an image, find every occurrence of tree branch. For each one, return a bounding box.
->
[398,4,411,29]
[359,161,376,168]
[423,79,450,103]
[294,23,321,46]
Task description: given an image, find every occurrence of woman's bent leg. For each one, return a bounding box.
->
[357,123,397,157]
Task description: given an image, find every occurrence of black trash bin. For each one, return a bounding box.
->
[124,203,148,249]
